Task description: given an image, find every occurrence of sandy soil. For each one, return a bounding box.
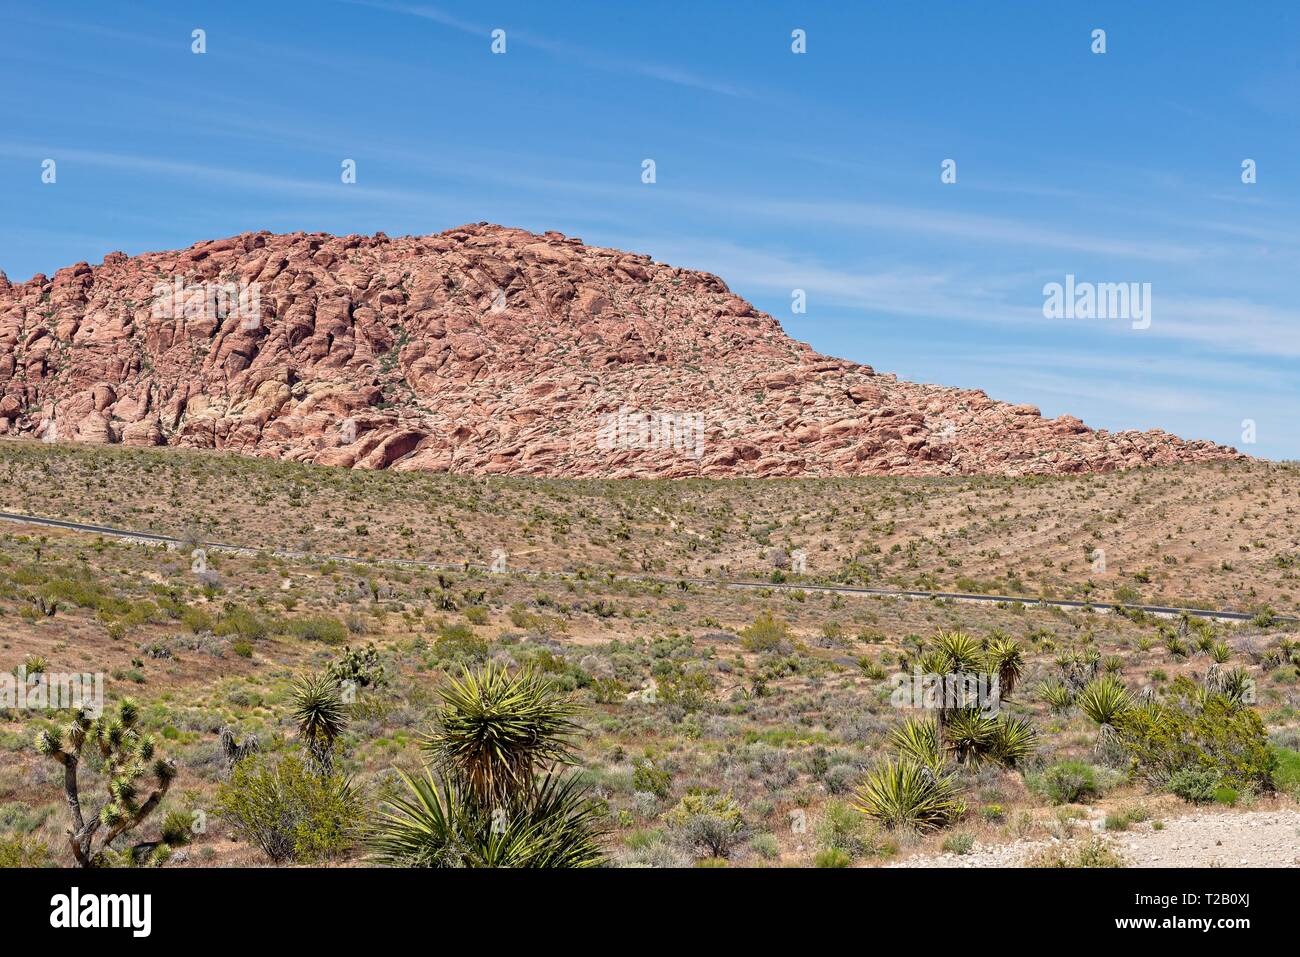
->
[891,809,1300,868]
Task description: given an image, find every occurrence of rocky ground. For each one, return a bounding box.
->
[0,224,1239,478]
[892,809,1300,868]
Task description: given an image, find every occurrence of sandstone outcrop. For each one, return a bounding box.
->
[0,225,1240,477]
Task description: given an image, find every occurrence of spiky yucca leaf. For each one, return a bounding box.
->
[291,671,348,772]
[985,637,1024,698]
[1039,677,1074,712]
[990,714,1038,767]
[370,768,606,868]
[944,709,999,766]
[888,716,943,768]
[932,631,984,673]
[853,758,964,832]
[422,662,580,809]
[1078,676,1133,727]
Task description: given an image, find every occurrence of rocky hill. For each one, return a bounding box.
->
[0,224,1239,477]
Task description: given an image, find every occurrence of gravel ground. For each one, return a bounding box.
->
[891,810,1300,868]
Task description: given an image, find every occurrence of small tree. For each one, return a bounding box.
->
[35,698,176,867]
[291,671,349,776]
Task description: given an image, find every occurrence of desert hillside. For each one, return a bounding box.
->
[0,225,1238,477]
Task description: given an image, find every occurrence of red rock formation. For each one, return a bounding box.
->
[0,224,1240,477]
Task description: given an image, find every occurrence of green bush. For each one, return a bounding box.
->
[941,832,975,855]
[216,754,361,863]
[1115,694,1275,791]
[286,615,349,645]
[216,605,269,641]
[740,611,792,653]
[1166,767,1219,804]
[814,848,852,868]
[161,809,195,846]
[816,798,894,859]
[0,834,50,868]
[664,792,745,858]
[631,759,672,800]
[1273,747,1300,796]
[1029,836,1125,868]
[1031,761,1100,805]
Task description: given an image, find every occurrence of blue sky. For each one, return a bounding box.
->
[3,1,1299,458]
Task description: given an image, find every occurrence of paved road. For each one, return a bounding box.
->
[1,509,1293,625]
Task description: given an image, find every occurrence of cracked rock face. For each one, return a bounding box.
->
[0,223,1240,477]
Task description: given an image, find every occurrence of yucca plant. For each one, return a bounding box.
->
[888,715,943,768]
[1209,642,1232,664]
[853,758,964,832]
[932,631,984,673]
[1078,675,1133,728]
[984,636,1024,698]
[371,768,606,868]
[944,709,999,766]
[376,663,605,868]
[291,671,348,775]
[1079,675,1133,760]
[989,714,1038,767]
[1039,677,1074,712]
[1209,667,1254,706]
[422,662,580,810]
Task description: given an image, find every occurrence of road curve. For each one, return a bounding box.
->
[0,510,1293,625]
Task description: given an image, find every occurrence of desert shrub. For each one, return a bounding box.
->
[749,832,780,860]
[0,834,50,868]
[822,763,858,795]
[1166,767,1219,804]
[814,848,852,867]
[216,605,268,641]
[181,606,214,634]
[740,611,792,653]
[853,758,964,832]
[824,800,896,860]
[1028,836,1125,868]
[1114,693,1275,791]
[1103,805,1151,831]
[1030,760,1100,805]
[941,832,975,855]
[631,758,672,800]
[1273,748,1300,796]
[664,792,744,858]
[433,622,489,663]
[216,754,361,863]
[160,809,195,846]
[286,615,349,645]
[657,667,714,712]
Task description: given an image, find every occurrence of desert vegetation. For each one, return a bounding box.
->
[1,441,1298,867]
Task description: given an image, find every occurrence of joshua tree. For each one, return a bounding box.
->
[35,698,176,867]
[218,725,261,774]
[290,671,348,775]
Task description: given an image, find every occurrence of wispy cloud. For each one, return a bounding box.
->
[339,0,750,97]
